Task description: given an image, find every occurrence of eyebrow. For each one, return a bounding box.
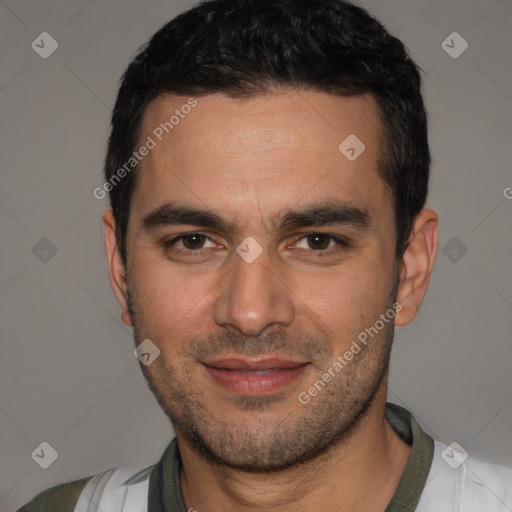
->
[277,202,371,231]
[141,201,371,234]
[142,204,232,232]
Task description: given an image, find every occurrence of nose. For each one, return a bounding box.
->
[212,245,295,336]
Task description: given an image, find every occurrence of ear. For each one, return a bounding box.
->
[103,209,133,326]
[395,208,438,327]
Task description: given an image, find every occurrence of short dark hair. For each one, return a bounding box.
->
[105,0,430,265]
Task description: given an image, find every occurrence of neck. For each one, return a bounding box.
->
[177,385,411,512]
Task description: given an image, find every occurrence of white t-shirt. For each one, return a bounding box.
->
[66,403,512,511]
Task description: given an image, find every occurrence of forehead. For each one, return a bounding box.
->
[131,90,389,230]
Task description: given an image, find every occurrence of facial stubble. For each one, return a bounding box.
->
[126,270,400,473]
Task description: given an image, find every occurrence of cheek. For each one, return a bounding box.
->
[130,252,215,346]
[293,256,394,343]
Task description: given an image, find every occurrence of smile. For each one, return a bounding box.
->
[201,357,311,395]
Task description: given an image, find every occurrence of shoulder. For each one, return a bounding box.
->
[16,476,93,512]
[16,462,156,512]
[417,439,512,511]
[462,449,512,505]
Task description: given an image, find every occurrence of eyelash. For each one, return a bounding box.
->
[163,232,212,256]
[163,232,350,257]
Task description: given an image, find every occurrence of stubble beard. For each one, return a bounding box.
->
[126,275,398,474]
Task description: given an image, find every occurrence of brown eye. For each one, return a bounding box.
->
[163,232,216,255]
[293,233,350,257]
[181,233,207,250]
[305,234,331,250]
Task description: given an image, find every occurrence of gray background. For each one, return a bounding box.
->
[1,0,511,510]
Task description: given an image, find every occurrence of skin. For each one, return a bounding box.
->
[103,89,438,511]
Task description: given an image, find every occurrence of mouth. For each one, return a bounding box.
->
[201,357,311,395]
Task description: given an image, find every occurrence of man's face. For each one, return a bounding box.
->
[122,90,400,471]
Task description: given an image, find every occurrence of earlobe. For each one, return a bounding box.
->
[395,208,438,327]
[102,209,133,326]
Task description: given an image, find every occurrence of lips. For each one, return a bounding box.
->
[204,357,307,371]
[201,357,310,395]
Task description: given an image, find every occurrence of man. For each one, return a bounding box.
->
[17,0,512,510]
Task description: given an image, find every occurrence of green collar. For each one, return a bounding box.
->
[384,403,434,511]
[148,402,434,511]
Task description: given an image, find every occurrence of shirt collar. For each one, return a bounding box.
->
[148,402,434,511]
